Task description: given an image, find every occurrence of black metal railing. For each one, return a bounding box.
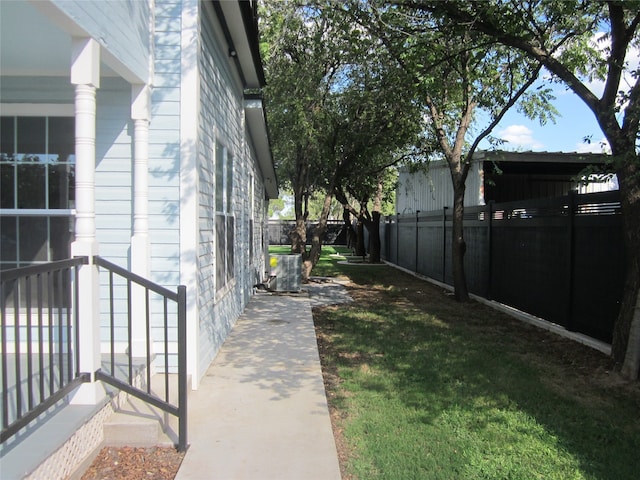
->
[1,256,188,451]
[93,256,187,452]
[1,257,90,443]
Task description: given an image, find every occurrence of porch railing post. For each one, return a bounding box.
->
[70,37,103,404]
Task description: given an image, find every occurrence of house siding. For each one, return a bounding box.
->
[95,77,133,266]
[92,77,136,351]
[50,0,151,82]
[249,144,269,285]
[197,4,247,377]
[1,0,274,385]
[150,0,182,290]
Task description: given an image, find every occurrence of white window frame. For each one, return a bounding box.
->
[1,104,75,268]
[214,140,235,296]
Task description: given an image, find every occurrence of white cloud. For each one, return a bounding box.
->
[576,137,611,154]
[498,125,545,150]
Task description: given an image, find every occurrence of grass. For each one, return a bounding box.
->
[305,247,640,480]
[268,245,295,255]
[269,245,356,278]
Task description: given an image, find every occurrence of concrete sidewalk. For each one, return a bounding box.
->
[175,288,343,480]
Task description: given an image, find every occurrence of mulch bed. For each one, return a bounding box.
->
[80,446,185,480]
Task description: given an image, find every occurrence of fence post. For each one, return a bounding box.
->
[385,217,389,260]
[442,207,448,283]
[487,201,494,300]
[384,217,390,260]
[415,211,420,273]
[396,213,400,265]
[566,192,576,331]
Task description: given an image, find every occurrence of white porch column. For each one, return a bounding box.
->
[131,84,151,358]
[69,37,103,404]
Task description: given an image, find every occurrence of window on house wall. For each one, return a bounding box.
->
[0,115,75,270]
[215,141,234,292]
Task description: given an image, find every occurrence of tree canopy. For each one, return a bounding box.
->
[260,0,640,379]
[261,0,425,273]
[342,0,549,297]
[398,0,640,380]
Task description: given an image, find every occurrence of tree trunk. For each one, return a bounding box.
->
[451,181,469,302]
[290,177,307,255]
[342,207,356,249]
[368,211,382,263]
[302,223,326,281]
[621,289,640,380]
[354,219,366,257]
[301,185,336,281]
[611,152,640,380]
[290,147,309,256]
[367,178,384,263]
[289,217,307,255]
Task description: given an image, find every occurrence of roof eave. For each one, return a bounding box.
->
[214,0,266,90]
[245,95,278,199]
[474,150,611,164]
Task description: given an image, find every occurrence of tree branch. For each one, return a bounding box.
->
[467,62,544,158]
[404,1,602,115]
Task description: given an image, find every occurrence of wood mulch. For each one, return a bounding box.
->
[80,446,185,480]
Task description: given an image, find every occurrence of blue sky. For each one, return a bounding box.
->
[481,35,639,155]
[482,86,611,154]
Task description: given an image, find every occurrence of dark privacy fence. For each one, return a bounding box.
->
[381,191,625,343]
[268,220,347,245]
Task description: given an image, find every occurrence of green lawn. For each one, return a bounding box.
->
[306,247,640,480]
[267,245,295,255]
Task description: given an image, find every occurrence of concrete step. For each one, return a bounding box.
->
[103,412,163,446]
[102,373,187,448]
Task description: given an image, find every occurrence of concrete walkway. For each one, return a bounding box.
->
[175,284,347,480]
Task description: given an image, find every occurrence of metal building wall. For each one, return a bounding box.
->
[396,160,484,214]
